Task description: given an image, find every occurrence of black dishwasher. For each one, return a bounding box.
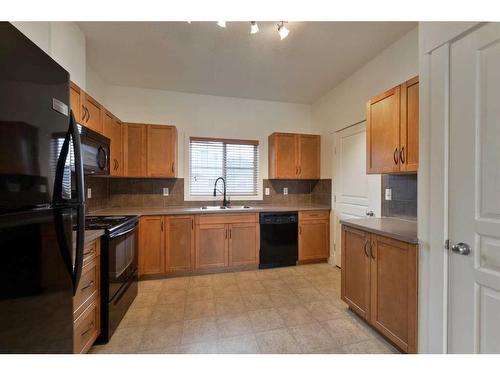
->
[259,212,298,269]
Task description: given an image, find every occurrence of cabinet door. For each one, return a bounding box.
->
[195,224,228,269]
[123,123,147,176]
[369,235,418,353]
[341,226,371,320]
[70,81,82,123]
[147,125,177,177]
[228,223,259,266]
[400,76,419,172]
[103,111,123,176]
[366,86,401,174]
[269,133,297,179]
[139,216,165,276]
[166,216,194,272]
[298,219,329,261]
[298,134,320,179]
[83,94,103,133]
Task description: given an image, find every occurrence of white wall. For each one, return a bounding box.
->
[105,85,312,197]
[12,22,87,89]
[86,64,107,105]
[311,27,419,178]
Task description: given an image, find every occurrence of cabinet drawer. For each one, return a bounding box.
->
[196,213,258,225]
[74,257,99,316]
[299,210,329,221]
[82,239,100,265]
[74,300,100,354]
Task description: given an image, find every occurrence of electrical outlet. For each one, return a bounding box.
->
[265,187,270,196]
[87,188,92,199]
[385,188,392,201]
[163,187,169,196]
[283,187,288,195]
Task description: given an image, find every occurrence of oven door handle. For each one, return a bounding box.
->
[109,226,136,239]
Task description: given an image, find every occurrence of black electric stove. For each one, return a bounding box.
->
[86,215,139,344]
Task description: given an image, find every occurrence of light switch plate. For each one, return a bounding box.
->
[283,187,288,195]
[163,187,169,196]
[265,187,270,196]
[385,188,392,201]
[87,188,92,199]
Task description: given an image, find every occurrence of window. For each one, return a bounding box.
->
[189,137,259,197]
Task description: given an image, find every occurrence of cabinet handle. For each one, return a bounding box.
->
[161,221,164,232]
[295,166,299,175]
[171,162,174,173]
[370,241,376,259]
[191,219,194,230]
[81,322,94,337]
[393,148,399,165]
[229,228,232,239]
[225,228,227,239]
[81,105,86,122]
[83,248,94,256]
[400,146,405,164]
[299,225,302,235]
[363,240,370,257]
[81,280,94,291]
[299,166,301,175]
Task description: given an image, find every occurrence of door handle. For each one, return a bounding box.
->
[451,242,471,255]
[393,148,399,165]
[363,240,370,257]
[370,241,375,259]
[400,146,405,164]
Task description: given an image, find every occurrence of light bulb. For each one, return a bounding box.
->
[250,21,259,34]
[278,22,289,40]
[217,21,226,28]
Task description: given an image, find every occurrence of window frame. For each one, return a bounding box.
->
[185,136,262,202]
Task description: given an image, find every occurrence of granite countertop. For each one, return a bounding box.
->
[89,204,331,217]
[340,217,418,244]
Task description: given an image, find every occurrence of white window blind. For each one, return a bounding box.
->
[189,137,259,196]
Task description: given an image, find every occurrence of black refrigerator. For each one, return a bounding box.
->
[0,22,85,353]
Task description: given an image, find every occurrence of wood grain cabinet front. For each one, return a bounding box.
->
[268,132,320,179]
[139,216,165,276]
[165,216,195,272]
[123,123,148,177]
[366,76,419,174]
[147,125,177,177]
[341,224,418,353]
[195,223,228,270]
[298,210,330,262]
[103,111,123,176]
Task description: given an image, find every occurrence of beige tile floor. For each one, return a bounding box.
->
[90,263,399,354]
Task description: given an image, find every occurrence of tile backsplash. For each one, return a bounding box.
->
[381,174,417,219]
[86,177,332,212]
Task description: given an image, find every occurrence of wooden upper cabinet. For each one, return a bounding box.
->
[82,94,103,133]
[341,225,371,320]
[103,111,123,176]
[70,81,83,123]
[269,133,297,179]
[147,125,177,177]
[369,234,418,354]
[298,211,330,262]
[165,216,194,272]
[123,123,147,177]
[297,134,320,179]
[400,76,419,172]
[139,216,165,276]
[195,224,228,269]
[366,76,419,174]
[269,133,320,179]
[366,86,401,174]
[228,223,259,266]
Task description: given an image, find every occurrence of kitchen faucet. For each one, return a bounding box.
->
[213,177,229,207]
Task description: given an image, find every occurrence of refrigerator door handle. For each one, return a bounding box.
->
[69,111,85,294]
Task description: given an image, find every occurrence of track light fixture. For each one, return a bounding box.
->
[277,21,289,40]
[250,21,259,34]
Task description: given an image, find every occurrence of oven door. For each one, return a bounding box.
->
[107,223,138,302]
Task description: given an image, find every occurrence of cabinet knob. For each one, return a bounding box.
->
[393,148,399,165]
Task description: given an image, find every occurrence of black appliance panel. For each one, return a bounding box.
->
[259,212,298,269]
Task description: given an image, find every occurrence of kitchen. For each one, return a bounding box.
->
[1,9,500,364]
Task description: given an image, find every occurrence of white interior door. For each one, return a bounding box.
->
[332,122,381,266]
[448,23,500,353]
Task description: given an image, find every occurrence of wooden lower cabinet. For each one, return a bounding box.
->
[341,224,418,353]
[341,226,371,320]
[298,211,330,262]
[166,216,195,272]
[195,224,228,269]
[73,238,101,354]
[139,216,165,276]
[228,222,259,266]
